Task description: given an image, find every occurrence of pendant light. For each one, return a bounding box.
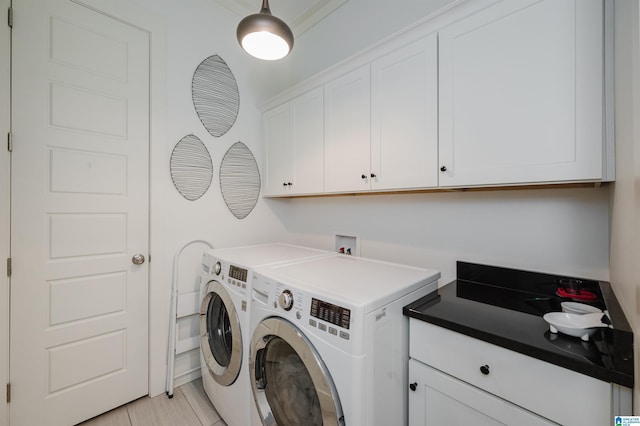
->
[237,0,294,61]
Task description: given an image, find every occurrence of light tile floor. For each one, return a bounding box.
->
[78,379,228,426]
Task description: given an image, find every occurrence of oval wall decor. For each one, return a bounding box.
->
[192,54,240,138]
[170,134,213,201]
[219,141,261,219]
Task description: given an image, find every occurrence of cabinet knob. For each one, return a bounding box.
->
[282,182,287,187]
[361,174,367,179]
[370,173,376,178]
[409,382,417,392]
[287,182,292,186]
[480,365,490,375]
[440,166,447,172]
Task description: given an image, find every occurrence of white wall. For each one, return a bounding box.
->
[275,187,611,286]
[283,0,460,91]
[126,0,293,393]
[611,0,640,412]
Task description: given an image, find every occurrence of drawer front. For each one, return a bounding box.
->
[409,319,610,426]
[409,359,557,426]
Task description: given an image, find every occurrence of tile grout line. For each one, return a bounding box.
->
[179,386,206,426]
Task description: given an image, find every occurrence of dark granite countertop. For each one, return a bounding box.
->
[403,262,634,388]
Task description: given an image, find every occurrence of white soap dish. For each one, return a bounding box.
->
[560,302,602,315]
[543,312,608,341]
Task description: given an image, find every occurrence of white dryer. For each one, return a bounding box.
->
[199,243,331,426]
[249,255,440,426]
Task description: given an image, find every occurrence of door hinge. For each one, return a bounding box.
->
[6,383,10,403]
[6,258,11,277]
[7,132,12,152]
[7,7,12,28]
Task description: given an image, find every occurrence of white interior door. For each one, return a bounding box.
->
[10,0,150,424]
[0,2,10,426]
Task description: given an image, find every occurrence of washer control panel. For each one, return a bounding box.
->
[229,265,248,282]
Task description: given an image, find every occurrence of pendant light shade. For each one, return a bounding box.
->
[237,0,294,61]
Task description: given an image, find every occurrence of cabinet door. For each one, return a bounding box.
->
[324,65,371,193]
[438,0,603,187]
[408,360,556,426]
[263,102,293,195]
[291,87,324,194]
[371,34,438,190]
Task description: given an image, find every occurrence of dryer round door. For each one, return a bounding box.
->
[250,317,344,426]
[200,281,242,386]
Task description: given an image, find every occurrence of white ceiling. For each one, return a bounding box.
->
[214,0,349,35]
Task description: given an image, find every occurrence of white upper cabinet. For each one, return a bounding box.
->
[324,65,371,193]
[324,34,438,194]
[264,87,324,196]
[264,102,293,196]
[262,0,610,196]
[438,0,607,187]
[371,34,438,190]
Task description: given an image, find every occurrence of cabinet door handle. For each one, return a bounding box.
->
[480,365,490,375]
[440,166,447,172]
[409,382,417,391]
[370,173,376,178]
[361,174,367,179]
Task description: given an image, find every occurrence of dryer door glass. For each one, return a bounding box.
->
[263,337,322,425]
[251,318,344,426]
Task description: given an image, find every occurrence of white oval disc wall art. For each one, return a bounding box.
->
[192,54,240,138]
[219,141,261,219]
[170,134,213,201]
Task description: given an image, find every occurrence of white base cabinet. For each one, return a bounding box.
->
[408,319,628,426]
[409,360,555,426]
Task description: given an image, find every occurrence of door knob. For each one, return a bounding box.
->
[132,254,146,265]
[440,166,447,172]
[409,382,417,391]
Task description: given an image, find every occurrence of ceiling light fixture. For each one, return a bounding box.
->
[236,0,294,61]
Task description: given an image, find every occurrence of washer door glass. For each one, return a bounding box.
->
[200,281,242,386]
[251,318,344,426]
[206,293,232,367]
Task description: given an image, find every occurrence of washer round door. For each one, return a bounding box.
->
[200,280,242,386]
[250,317,344,426]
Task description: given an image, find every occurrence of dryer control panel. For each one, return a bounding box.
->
[311,298,351,330]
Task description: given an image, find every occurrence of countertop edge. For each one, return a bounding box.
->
[404,307,634,389]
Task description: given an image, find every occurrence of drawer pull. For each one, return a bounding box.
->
[480,365,490,375]
[409,382,417,391]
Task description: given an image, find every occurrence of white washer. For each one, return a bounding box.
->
[249,255,440,426]
[199,243,332,426]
